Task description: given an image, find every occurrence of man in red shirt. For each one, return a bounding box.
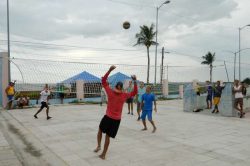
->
[94,65,138,159]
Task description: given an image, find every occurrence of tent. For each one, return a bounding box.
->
[62,71,101,84]
[108,72,131,88]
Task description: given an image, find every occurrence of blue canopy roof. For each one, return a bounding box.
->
[108,72,131,87]
[62,71,101,84]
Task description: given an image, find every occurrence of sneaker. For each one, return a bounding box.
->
[127,112,130,114]
[137,117,141,121]
[131,113,133,115]
[47,116,52,120]
[212,110,215,113]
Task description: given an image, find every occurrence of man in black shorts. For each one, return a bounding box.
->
[94,65,138,159]
[34,84,52,120]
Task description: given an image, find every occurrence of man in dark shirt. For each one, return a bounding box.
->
[206,81,213,109]
[212,81,225,113]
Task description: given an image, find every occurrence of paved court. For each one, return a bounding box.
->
[1,100,250,166]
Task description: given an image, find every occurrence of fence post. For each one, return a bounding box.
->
[0,52,9,108]
[76,80,84,101]
[162,79,168,97]
[179,85,184,99]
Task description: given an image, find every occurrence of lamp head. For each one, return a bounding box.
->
[164,0,170,4]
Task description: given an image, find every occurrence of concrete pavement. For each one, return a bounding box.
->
[0,100,250,166]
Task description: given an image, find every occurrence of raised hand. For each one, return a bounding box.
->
[109,65,116,71]
[131,75,137,81]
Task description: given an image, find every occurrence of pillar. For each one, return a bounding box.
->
[162,79,168,97]
[0,52,9,108]
[179,85,184,99]
[76,80,84,101]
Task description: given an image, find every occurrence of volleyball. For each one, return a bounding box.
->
[123,21,130,29]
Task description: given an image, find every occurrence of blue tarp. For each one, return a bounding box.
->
[108,72,131,87]
[62,71,101,84]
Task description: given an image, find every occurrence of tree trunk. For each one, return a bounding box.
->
[147,46,150,83]
[210,64,212,82]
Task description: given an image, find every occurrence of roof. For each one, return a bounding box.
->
[108,72,131,86]
[62,71,101,84]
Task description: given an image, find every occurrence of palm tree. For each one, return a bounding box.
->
[134,24,157,83]
[201,52,215,82]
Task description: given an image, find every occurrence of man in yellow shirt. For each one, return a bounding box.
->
[5,82,15,110]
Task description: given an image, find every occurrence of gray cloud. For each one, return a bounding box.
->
[0,0,238,41]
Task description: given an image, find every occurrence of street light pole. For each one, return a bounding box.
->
[154,0,170,84]
[160,47,164,84]
[238,24,250,81]
[160,48,170,84]
[7,0,11,82]
[223,47,250,81]
[234,52,236,81]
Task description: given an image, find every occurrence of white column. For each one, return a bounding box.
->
[192,79,198,89]
[162,79,168,97]
[76,80,84,101]
[0,52,9,108]
[179,85,184,99]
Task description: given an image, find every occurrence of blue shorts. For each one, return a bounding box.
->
[141,110,153,121]
[206,95,212,101]
[7,95,14,101]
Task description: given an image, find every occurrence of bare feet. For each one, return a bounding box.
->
[152,127,157,133]
[99,154,105,160]
[141,128,147,131]
[94,146,101,153]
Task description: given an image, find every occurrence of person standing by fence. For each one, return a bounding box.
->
[5,81,15,110]
[206,81,213,109]
[233,80,245,118]
[212,81,225,114]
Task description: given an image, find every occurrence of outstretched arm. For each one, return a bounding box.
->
[102,65,116,92]
[102,65,116,86]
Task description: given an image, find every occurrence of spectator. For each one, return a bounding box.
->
[233,80,245,118]
[5,81,15,110]
[212,81,225,113]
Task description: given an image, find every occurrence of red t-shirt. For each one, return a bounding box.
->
[102,71,138,120]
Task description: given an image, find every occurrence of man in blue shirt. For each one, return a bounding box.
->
[140,86,157,133]
[206,81,213,109]
[136,81,146,121]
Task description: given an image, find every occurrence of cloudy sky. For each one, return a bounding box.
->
[0,0,250,82]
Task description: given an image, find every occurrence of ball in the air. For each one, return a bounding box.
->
[123,21,130,29]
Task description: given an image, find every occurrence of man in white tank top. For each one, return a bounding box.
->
[233,80,245,118]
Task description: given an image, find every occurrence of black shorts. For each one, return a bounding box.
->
[40,102,49,109]
[206,95,212,101]
[59,93,64,98]
[99,115,121,138]
[235,98,243,107]
[126,98,133,103]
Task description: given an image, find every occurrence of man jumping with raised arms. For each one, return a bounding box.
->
[94,65,138,160]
